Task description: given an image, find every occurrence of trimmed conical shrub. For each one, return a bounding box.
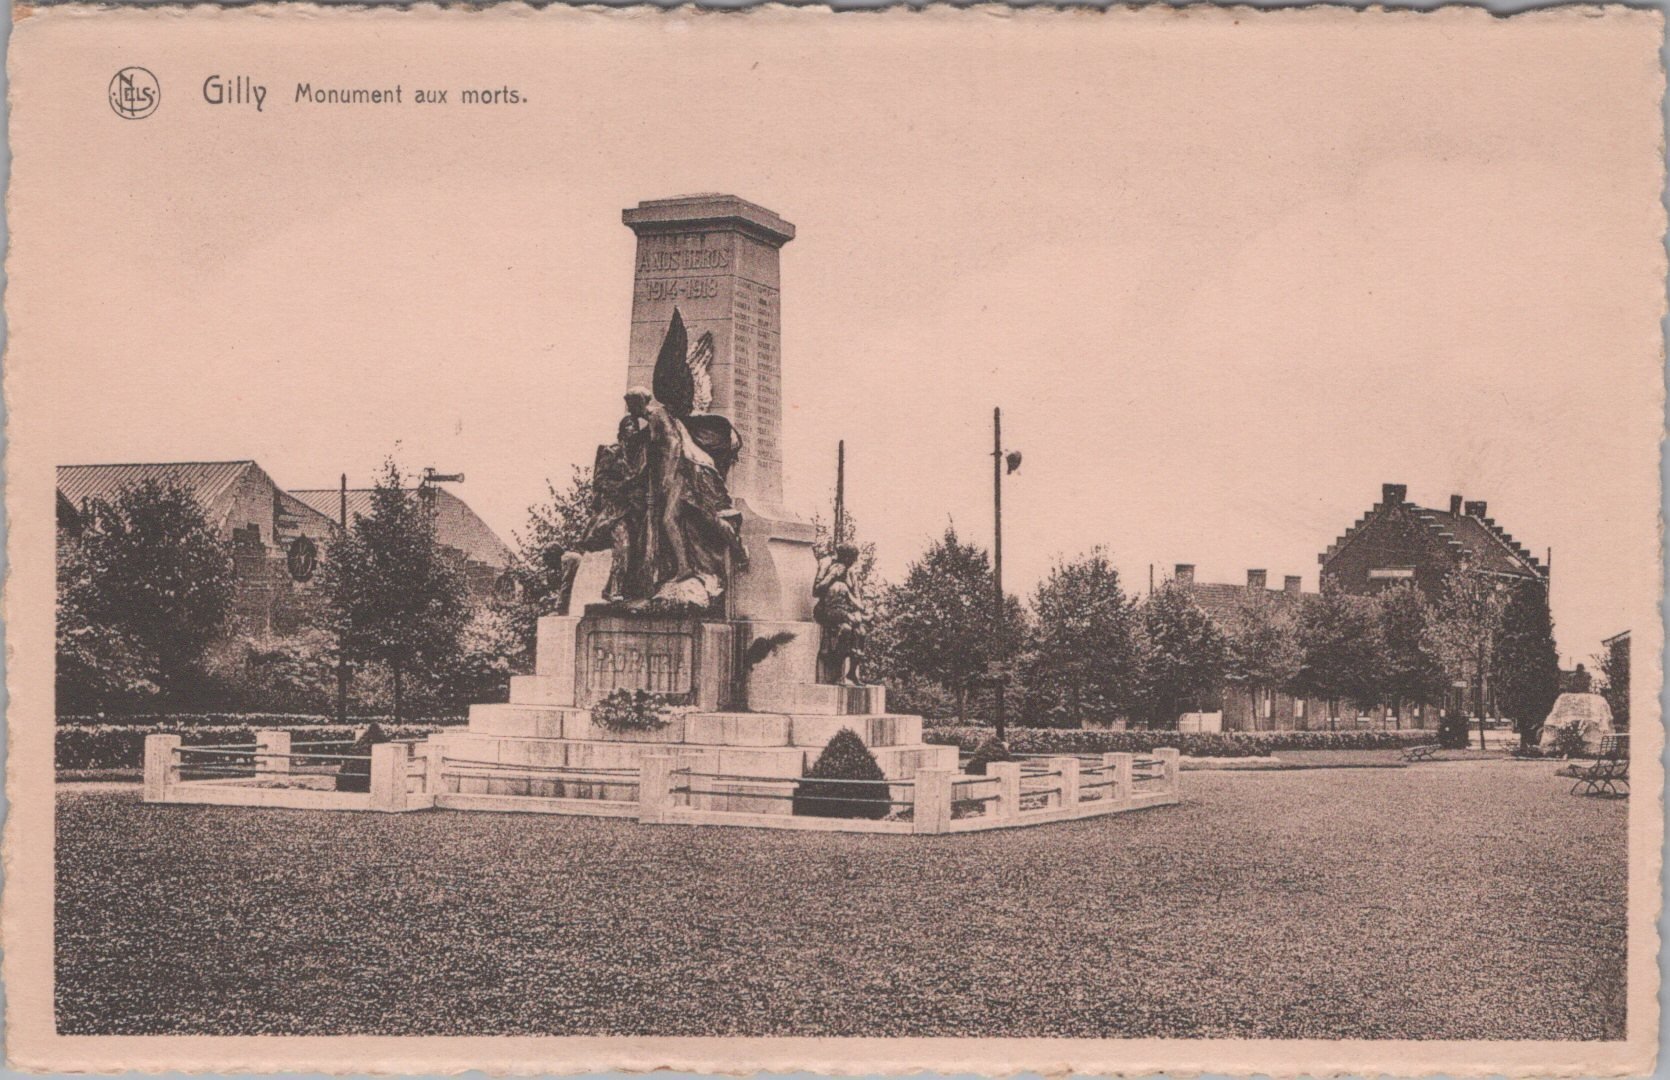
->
[793,728,891,819]
[964,736,1015,776]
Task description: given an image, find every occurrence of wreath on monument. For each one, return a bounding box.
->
[591,689,690,733]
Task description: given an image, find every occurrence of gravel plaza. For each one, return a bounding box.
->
[56,756,1626,1040]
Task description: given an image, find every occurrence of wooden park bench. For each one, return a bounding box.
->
[1567,734,1629,798]
[1402,743,1441,762]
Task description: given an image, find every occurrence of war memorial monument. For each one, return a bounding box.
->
[142,195,1179,832]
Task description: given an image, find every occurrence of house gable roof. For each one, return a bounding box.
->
[289,487,515,569]
[1320,491,1545,580]
[58,461,257,532]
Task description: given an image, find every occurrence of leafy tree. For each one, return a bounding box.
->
[1291,582,1382,729]
[1491,580,1561,747]
[1022,548,1141,728]
[1424,563,1509,751]
[323,460,471,722]
[61,477,236,701]
[1134,581,1227,729]
[1596,638,1630,731]
[870,526,1025,723]
[55,538,160,712]
[431,605,522,709]
[1374,581,1448,728]
[504,465,595,657]
[199,629,337,714]
[1223,588,1303,731]
[811,506,878,596]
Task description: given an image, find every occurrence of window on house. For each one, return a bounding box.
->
[1295,698,1306,719]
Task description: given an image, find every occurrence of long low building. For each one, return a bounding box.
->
[58,461,339,635]
[57,460,516,635]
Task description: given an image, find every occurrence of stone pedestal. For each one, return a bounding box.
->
[623,196,795,511]
[425,609,951,816]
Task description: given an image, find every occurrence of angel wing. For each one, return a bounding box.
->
[652,308,694,418]
[688,331,715,413]
[652,308,740,475]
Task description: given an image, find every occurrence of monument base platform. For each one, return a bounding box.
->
[425,706,955,815]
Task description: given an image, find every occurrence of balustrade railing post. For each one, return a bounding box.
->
[1107,752,1134,810]
[639,756,673,824]
[143,734,181,803]
[1157,747,1182,802]
[369,742,410,812]
[1052,756,1080,811]
[988,762,1021,820]
[912,768,953,834]
[256,731,291,776]
[424,741,446,798]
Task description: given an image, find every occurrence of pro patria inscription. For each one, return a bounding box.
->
[581,618,694,699]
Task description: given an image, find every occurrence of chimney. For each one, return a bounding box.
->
[1464,500,1487,518]
[1174,563,1195,586]
[1247,569,1267,591]
[1284,575,1302,594]
[1449,494,1464,515]
[1381,483,1407,505]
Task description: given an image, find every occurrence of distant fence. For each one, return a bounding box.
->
[144,733,431,812]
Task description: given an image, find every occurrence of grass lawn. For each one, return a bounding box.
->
[56,761,1626,1039]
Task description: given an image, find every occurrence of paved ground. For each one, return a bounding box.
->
[55,760,1627,1038]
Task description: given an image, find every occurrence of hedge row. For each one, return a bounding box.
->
[923,726,1436,759]
[58,713,464,728]
[57,722,461,771]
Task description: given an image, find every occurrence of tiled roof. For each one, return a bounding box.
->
[1321,491,1545,580]
[1183,582,1303,625]
[1410,506,1542,577]
[290,487,514,569]
[57,461,256,530]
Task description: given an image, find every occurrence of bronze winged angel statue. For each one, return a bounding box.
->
[573,308,747,610]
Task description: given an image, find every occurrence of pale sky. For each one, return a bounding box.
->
[14,8,1664,666]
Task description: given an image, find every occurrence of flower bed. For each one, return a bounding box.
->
[57,721,462,771]
[923,725,1436,758]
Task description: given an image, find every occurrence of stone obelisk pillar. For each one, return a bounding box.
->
[623,195,795,512]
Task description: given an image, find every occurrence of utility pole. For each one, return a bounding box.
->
[336,473,349,726]
[834,440,846,548]
[993,408,1005,742]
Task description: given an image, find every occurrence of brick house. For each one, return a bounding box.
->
[1319,483,1548,722]
[1173,565,1334,732]
[1319,483,1547,597]
[57,461,338,635]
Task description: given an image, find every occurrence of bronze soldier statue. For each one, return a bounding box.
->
[813,542,869,686]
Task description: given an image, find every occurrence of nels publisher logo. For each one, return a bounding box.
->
[108,67,160,119]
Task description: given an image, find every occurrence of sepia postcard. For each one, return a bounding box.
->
[4,4,1665,1076]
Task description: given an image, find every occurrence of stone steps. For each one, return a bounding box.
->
[423,729,958,814]
[467,704,924,748]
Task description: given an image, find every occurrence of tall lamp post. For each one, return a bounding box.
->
[991,407,1022,741]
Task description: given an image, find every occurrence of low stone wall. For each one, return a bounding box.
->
[143,734,1183,834]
